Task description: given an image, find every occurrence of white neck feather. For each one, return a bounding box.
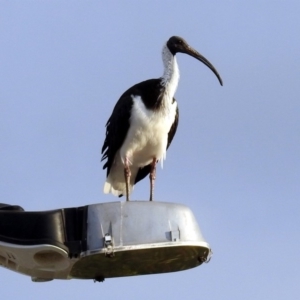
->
[161,44,180,97]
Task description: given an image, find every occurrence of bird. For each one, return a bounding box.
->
[101,36,223,201]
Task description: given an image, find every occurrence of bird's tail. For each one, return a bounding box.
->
[103,180,132,197]
[103,163,138,197]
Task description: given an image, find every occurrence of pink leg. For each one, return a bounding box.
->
[124,157,131,201]
[149,158,157,201]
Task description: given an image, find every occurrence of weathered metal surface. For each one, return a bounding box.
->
[71,201,211,279]
[0,201,211,281]
[86,201,205,250]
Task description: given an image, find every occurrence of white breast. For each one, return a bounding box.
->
[120,95,177,167]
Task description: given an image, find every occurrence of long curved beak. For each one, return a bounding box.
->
[184,46,223,86]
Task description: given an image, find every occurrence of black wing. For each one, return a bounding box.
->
[101,95,133,176]
[166,101,179,149]
[102,78,163,177]
[134,101,179,184]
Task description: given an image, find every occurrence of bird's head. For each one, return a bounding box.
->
[167,36,223,86]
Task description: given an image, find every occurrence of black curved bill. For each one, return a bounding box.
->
[184,46,223,86]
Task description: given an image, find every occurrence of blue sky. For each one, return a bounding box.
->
[0,1,299,299]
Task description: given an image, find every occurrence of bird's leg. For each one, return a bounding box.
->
[149,158,157,201]
[124,157,131,201]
